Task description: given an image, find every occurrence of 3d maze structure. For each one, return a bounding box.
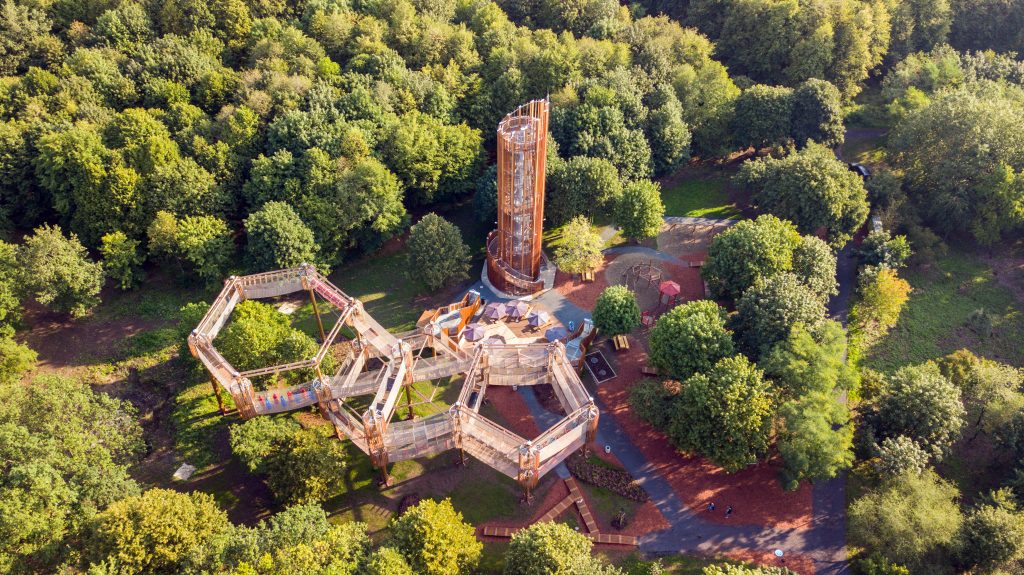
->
[188,264,599,492]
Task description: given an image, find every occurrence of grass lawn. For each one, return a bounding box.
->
[840,131,887,166]
[862,248,1024,372]
[660,176,742,220]
[327,250,424,332]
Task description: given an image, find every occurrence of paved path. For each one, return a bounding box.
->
[466,213,857,573]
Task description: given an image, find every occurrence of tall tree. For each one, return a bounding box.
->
[552,216,604,275]
[405,213,471,291]
[88,489,231,575]
[667,355,775,471]
[244,201,323,272]
[615,179,664,241]
[648,300,734,381]
[777,390,854,490]
[390,499,481,575]
[702,214,801,300]
[546,156,622,224]
[849,470,962,571]
[873,363,965,459]
[16,224,105,317]
[733,273,827,359]
[889,84,1024,245]
[738,142,869,246]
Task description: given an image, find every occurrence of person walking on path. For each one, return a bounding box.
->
[725,505,733,519]
[707,502,716,512]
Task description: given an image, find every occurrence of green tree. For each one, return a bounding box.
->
[552,216,603,275]
[391,499,481,575]
[790,79,845,148]
[100,231,143,290]
[738,142,869,246]
[406,213,471,291]
[504,522,593,575]
[88,489,231,575]
[667,355,774,471]
[733,273,826,359]
[365,547,414,575]
[875,435,931,478]
[0,375,142,573]
[379,112,483,205]
[956,489,1024,572]
[777,390,853,490]
[889,84,1024,245]
[791,235,838,302]
[0,241,20,329]
[762,321,857,400]
[873,363,965,459]
[216,301,330,384]
[859,230,912,269]
[16,225,104,317]
[648,300,734,381]
[174,214,234,285]
[244,201,322,272]
[730,84,793,149]
[592,285,641,336]
[849,470,962,570]
[230,419,346,505]
[0,334,35,385]
[702,214,801,300]
[615,179,664,241]
[644,84,691,175]
[546,156,622,224]
[473,164,498,224]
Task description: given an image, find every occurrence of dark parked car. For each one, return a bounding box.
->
[848,162,870,178]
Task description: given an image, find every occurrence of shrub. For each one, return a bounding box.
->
[566,454,648,502]
[592,285,640,336]
[100,231,144,289]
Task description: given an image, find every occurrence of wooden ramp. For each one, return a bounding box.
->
[479,478,637,547]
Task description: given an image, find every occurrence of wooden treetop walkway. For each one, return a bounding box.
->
[188,265,599,489]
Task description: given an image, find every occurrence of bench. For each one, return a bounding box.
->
[641,365,658,376]
[581,270,595,282]
[612,334,630,351]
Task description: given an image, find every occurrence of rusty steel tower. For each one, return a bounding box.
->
[486,99,549,296]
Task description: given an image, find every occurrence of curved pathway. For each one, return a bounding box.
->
[468,228,854,574]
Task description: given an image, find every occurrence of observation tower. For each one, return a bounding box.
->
[485,99,550,296]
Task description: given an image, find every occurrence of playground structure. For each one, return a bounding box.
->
[486,99,550,296]
[188,264,599,492]
[622,259,664,292]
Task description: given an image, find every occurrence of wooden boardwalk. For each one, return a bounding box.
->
[479,478,638,547]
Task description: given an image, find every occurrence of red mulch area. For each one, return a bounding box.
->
[485,387,541,439]
[660,262,706,303]
[724,548,815,575]
[584,441,671,539]
[596,336,813,530]
[554,255,616,310]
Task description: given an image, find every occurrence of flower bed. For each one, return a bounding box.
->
[567,453,649,502]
